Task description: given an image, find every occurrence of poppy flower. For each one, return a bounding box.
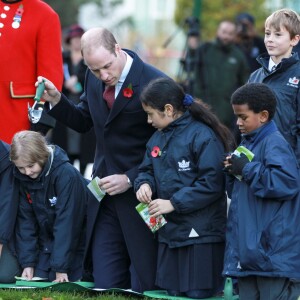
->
[123,83,133,98]
[151,146,161,157]
[26,192,32,204]
[150,217,157,226]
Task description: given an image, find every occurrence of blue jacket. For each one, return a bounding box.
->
[0,141,19,246]
[248,52,300,163]
[14,146,89,273]
[223,121,300,278]
[135,112,227,248]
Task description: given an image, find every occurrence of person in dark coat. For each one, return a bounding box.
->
[135,78,234,298]
[10,130,89,283]
[0,140,21,283]
[235,12,267,73]
[194,20,249,129]
[223,83,300,300]
[34,27,168,292]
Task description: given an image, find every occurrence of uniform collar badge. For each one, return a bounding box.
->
[12,4,23,29]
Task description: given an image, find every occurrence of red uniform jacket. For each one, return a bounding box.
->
[0,0,63,143]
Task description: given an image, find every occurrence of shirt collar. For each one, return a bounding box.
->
[268,57,277,71]
[115,51,133,95]
[119,51,133,84]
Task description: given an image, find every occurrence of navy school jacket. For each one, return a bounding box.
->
[135,112,227,248]
[223,121,300,279]
[14,146,89,273]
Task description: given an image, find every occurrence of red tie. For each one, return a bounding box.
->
[103,85,115,109]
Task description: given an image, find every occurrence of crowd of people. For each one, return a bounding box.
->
[0,2,300,300]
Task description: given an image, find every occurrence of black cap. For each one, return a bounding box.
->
[236,13,255,24]
[65,24,85,44]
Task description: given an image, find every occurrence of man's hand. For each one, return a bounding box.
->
[136,183,152,203]
[35,76,61,107]
[99,174,131,195]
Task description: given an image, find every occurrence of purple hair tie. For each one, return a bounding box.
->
[183,94,194,106]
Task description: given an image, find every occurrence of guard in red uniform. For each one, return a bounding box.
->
[0,0,63,143]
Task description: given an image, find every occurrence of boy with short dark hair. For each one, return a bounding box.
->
[248,8,300,163]
[223,83,300,300]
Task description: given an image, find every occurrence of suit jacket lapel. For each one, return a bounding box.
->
[105,52,143,125]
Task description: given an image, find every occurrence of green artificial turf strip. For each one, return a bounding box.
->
[0,290,142,300]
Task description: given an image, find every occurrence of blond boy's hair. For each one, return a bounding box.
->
[10,130,50,168]
[265,8,300,38]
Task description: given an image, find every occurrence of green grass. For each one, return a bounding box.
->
[0,290,143,300]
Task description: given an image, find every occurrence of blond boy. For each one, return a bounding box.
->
[248,8,300,163]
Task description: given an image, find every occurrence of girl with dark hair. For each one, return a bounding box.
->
[140,77,234,152]
[135,77,233,298]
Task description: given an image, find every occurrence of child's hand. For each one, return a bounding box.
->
[227,153,250,176]
[53,272,69,283]
[148,199,174,217]
[222,153,232,173]
[22,267,34,280]
[136,183,152,203]
[223,153,232,166]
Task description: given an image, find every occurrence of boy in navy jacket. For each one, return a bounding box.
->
[223,83,300,300]
[248,8,300,163]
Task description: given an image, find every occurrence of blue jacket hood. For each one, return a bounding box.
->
[13,145,69,184]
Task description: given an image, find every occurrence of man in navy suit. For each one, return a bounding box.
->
[37,27,168,292]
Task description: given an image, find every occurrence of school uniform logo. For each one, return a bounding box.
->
[178,159,191,172]
[287,76,299,88]
[49,196,57,206]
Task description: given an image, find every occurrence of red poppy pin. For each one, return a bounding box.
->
[151,146,161,158]
[123,83,133,98]
[25,192,32,204]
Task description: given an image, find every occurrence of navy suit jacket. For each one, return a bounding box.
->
[49,49,166,180]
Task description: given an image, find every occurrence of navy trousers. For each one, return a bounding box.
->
[91,192,158,292]
[0,244,21,283]
[238,276,300,300]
